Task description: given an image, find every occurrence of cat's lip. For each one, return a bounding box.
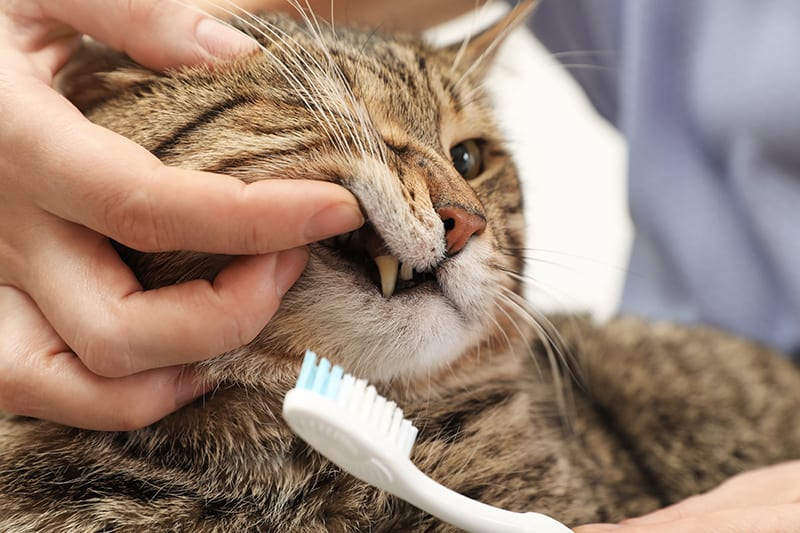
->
[318,222,435,297]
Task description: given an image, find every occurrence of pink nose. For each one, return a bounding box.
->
[436,207,487,255]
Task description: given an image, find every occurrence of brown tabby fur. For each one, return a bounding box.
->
[2,3,800,531]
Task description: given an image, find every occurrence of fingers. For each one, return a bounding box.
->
[574,504,800,533]
[0,0,360,429]
[3,76,364,255]
[18,219,308,377]
[0,75,354,381]
[574,463,800,533]
[625,461,800,525]
[0,286,210,430]
[38,0,257,70]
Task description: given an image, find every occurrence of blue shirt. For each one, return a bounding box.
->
[529,1,800,356]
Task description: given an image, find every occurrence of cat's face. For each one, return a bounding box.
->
[72,7,531,384]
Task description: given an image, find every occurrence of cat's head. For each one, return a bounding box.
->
[62,2,535,385]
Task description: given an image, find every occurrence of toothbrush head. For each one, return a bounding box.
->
[284,350,419,467]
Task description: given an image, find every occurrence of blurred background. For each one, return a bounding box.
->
[428,2,632,320]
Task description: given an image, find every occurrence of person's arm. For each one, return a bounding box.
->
[0,0,363,431]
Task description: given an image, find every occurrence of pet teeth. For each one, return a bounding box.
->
[399,262,414,281]
[374,255,400,297]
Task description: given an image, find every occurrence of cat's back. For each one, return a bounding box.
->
[555,315,800,504]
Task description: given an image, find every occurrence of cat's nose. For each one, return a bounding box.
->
[437,207,486,255]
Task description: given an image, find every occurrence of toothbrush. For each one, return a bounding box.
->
[282,351,573,533]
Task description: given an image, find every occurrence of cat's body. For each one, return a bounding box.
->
[2,4,800,531]
[4,315,800,531]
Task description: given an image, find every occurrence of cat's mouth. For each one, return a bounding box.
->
[319,222,436,297]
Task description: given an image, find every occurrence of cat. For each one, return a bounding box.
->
[2,2,800,531]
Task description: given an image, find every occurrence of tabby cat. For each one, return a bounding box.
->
[2,2,800,531]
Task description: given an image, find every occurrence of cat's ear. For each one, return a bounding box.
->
[56,40,158,113]
[439,0,538,78]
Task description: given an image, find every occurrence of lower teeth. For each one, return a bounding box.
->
[399,262,413,281]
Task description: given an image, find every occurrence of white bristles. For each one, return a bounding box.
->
[369,395,387,429]
[348,378,368,413]
[360,385,378,421]
[292,354,419,457]
[377,400,394,436]
[336,373,356,406]
[401,420,418,457]
[339,380,413,456]
[388,406,403,442]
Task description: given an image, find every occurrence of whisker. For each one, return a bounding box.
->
[558,63,617,73]
[493,264,586,380]
[493,257,606,326]
[495,288,578,424]
[486,311,517,363]
[193,0,374,161]
[241,8,359,157]
[288,0,386,164]
[177,1,358,159]
[498,246,631,280]
[491,295,545,381]
[548,49,615,60]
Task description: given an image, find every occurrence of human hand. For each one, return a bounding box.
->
[0,0,363,431]
[573,461,800,532]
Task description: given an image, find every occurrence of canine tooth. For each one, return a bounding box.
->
[399,262,413,281]
[374,255,400,298]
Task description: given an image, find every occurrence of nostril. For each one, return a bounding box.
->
[436,207,487,255]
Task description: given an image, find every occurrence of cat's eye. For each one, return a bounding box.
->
[450,139,484,180]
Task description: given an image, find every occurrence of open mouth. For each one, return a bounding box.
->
[318,222,436,297]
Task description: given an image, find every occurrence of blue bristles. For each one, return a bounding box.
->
[325,365,343,399]
[296,350,319,390]
[296,350,344,398]
[311,357,330,392]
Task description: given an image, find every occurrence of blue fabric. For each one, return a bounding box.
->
[528,0,800,356]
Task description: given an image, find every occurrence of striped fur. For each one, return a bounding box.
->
[3,5,800,531]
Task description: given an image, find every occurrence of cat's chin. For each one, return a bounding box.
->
[206,238,499,385]
[192,234,513,388]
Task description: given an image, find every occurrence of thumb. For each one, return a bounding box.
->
[39,0,257,71]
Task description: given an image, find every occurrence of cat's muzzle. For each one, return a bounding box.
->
[319,222,436,298]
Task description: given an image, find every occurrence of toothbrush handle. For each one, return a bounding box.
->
[395,463,573,533]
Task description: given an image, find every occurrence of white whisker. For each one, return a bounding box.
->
[559,63,616,73]
[288,0,385,164]
[549,49,615,60]
[240,9,358,157]
[184,0,366,160]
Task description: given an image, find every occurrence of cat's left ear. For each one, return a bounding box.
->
[439,0,538,78]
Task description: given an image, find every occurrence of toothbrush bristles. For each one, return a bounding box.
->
[297,350,418,457]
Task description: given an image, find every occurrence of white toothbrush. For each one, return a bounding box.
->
[282,351,573,533]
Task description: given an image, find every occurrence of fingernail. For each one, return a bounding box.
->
[175,367,215,408]
[195,18,258,59]
[274,247,310,297]
[305,203,365,241]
